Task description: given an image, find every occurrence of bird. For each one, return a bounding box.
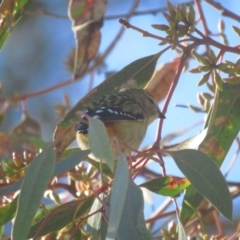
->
[75,88,165,161]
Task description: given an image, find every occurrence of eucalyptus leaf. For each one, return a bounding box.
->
[167,149,232,220]
[12,145,55,240]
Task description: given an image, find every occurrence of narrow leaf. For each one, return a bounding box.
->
[151,24,169,31]
[167,149,232,220]
[28,198,93,238]
[167,1,176,18]
[197,71,210,86]
[232,25,240,36]
[192,51,210,65]
[177,217,188,240]
[87,193,104,238]
[140,177,190,197]
[54,149,90,176]
[116,181,153,240]
[107,153,129,240]
[180,186,202,221]
[88,118,114,172]
[181,83,240,221]
[107,154,152,240]
[214,70,223,90]
[0,197,18,225]
[12,145,55,240]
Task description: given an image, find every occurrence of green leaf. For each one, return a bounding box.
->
[209,50,217,63]
[107,154,153,240]
[197,71,211,86]
[54,149,90,176]
[28,198,93,238]
[167,1,176,18]
[0,179,23,197]
[180,185,202,221]
[0,149,90,197]
[163,12,173,22]
[187,4,195,25]
[177,217,187,240]
[140,177,190,197]
[107,153,130,240]
[181,83,240,221]
[0,197,18,225]
[12,145,55,240]
[151,24,169,31]
[192,51,210,65]
[232,25,240,36]
[214,70,223,90]
[167,149,232,220]
[88,118,115,172]
[116,181,153,240]
[87,193,104,238]
[188,66,201,73]
[175,7,183,22]
[0,0,32,50]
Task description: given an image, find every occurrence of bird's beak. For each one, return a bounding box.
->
[159,111,166,119]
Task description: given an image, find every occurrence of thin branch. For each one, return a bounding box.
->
[154,53,189,146]
[204,0,240,22]
[25,9,68,19]
[25,1,195,21]
[119,18,169,42]
[0,78,74,103]
[194,0,211,36]
[145,210,175,223]
[105,1,194,20]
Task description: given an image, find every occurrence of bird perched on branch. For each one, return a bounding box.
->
[75,88,165,160]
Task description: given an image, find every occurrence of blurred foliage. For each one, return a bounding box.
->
[0,0,240,240]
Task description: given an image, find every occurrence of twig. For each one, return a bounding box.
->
[25,1,195,21]
[105,1,194,20]
[145,210,175,223]
[0,78,73,103]
[194,0,211,36]
[68,207,103,240]
[153,53,189,171]
[25,9,68,19]
[119,18,169,42]
[204,0,240,22]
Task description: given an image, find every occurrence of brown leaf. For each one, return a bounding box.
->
[67,0,106,79]
[0,0,15,15]
[53,122,76,160]
[144,58,180,102]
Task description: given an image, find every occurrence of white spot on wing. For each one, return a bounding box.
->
[92,115,100,119]
[95,110,103,113]
[107,109,114,113]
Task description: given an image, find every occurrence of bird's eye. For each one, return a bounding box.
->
[148,98,155,104]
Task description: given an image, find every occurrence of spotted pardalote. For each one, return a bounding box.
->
[75,88,165,160]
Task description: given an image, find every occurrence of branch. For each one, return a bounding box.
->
[204,0,240,22]
[119,18,169,42]
[105,0,194,20]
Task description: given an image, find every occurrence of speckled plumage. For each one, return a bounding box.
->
[75,88,165,160]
